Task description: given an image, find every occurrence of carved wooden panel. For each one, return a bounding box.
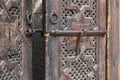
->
[46,0,106,80]
[0,0,28,80]
[59,37,97,80]
[59,0,97,79]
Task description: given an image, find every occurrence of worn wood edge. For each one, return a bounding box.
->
[109,0,119,80]
[97,0,107,80]
[118,0,120,79]
[107,0,111,79]
[45,0,61,80]
[22,0,32,80]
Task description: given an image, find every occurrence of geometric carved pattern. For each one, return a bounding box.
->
[60,37,97,80]
[60,0,98,80]
[61,0,97,30]
[0,0,23,79]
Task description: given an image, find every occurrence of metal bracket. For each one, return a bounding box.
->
[25,29,44,37]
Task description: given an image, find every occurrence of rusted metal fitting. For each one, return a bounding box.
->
[49,10,59,24]
[26,11,32,26]
[25,29,33,38]
[50,30,106,36]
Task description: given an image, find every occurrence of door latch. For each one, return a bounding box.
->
[50,30,106,55]
[50,30,106,36]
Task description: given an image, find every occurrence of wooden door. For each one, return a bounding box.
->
[45,0,106,80]
[0,0,32,80]
[0,0,107,80]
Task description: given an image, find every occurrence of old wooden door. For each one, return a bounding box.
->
[0,0,32,80]
[0,0,107,80]
[46,0,106,80]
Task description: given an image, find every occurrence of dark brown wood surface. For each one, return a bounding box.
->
[0,0,119,80]
[46,0,107,80]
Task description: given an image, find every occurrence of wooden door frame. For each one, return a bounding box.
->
[107,0,119,80]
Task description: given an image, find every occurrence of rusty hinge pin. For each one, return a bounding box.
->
[50,30,106,36]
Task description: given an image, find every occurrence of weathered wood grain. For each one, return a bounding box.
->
[97,0,107,80]
[107,0,111,80]
[22,0,32,80]
[108,0,119,80]
[118,0,120,80]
